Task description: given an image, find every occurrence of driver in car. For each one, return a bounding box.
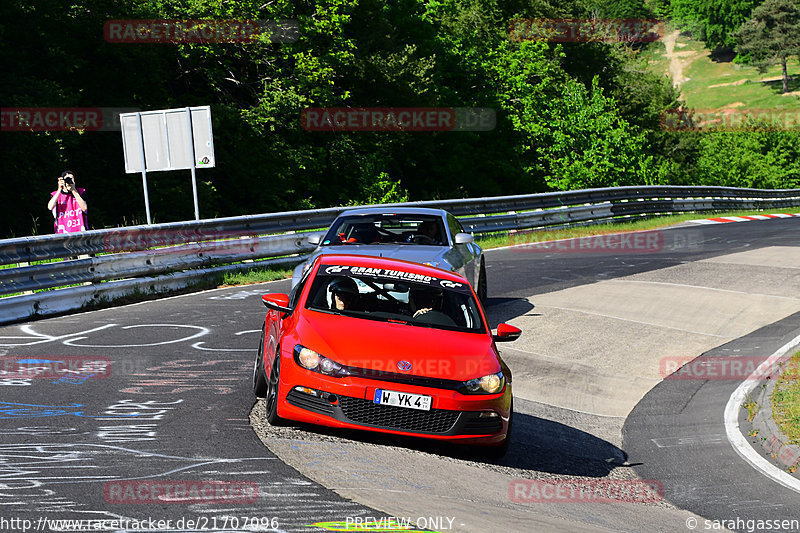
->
[329,277,360,311]
[410,220,441,245]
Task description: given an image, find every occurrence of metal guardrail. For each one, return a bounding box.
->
[2,185,799,324]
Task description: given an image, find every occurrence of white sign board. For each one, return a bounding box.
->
[120,106,215,173]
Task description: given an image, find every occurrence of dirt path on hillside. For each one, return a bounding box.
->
[662,30,699,88]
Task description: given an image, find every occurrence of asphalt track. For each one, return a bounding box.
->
[0,217,798,533]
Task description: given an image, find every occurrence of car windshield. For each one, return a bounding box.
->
[305,270,485,333]
[321,214,446,246]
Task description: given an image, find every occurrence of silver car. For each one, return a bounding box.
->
[292,207,487,305]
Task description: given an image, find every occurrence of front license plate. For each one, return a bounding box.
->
[374,389,431,411]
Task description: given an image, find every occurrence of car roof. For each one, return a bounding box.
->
[316,254,468,283]
[338,206,448,217]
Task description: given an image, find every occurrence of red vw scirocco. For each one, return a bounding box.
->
[253,254,520,456]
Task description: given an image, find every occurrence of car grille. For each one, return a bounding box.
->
[338,396,459,433]
[286,389,335,416]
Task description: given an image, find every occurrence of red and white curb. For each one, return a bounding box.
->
[690,213,800,224]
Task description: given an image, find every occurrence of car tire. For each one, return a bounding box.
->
[265,350,286,426]
[252,328,267,398]
[477,260,488,308]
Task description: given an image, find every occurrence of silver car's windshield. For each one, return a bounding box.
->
[305,272,485,333]
[321,214,446,246]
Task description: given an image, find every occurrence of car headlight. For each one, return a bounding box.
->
[461,372,505,394]
[293,345,351,378]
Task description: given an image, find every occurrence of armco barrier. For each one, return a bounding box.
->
[1,186,799,324]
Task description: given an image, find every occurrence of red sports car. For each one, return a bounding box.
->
[253,254,520,456]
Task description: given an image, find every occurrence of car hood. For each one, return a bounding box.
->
[296,310,499,381]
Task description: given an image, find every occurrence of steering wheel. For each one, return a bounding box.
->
[407,234,437,245]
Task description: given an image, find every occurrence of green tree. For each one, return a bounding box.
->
[695,129,800,188]
[672,0,761,50]
[735,0,800,93]
[489,40,655,190]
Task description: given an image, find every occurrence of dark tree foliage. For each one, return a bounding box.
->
[1,0,797,237]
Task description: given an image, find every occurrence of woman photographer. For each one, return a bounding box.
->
[47,170,88,233]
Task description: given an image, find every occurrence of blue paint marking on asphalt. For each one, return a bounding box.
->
[52,374,96,385]
[15,359,64,364]
[0,402,139,419]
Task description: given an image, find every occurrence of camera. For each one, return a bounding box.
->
[63,176,74,185]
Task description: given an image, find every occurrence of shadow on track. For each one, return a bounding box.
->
[254,400,628,477]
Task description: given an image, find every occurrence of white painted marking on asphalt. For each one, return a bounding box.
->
[724,333,800,494]
[651,435,726,448]
[0,324,116,346]
[191,342,251,352]
[63,324,209,347]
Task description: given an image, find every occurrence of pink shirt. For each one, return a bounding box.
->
[50,188,87,233]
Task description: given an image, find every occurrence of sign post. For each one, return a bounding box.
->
[120,106,215,223]
[134,113,152,224]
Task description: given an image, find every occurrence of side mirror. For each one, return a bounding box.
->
[307,234,321,246]
[493,323,521,342]
[455,233,474,244]
[262,294,292,315]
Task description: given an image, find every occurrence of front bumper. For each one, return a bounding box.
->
[277,366,511,445]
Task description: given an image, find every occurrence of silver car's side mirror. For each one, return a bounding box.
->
[307,234,321,245]
[454,233,474,244]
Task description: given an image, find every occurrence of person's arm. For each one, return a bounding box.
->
[48,177,65,211]
[47,187,60,211]
[70,188,88,212]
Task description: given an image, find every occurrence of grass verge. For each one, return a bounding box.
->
[771,351,800,446]
[219,267,293,286]
[474,210,764,250]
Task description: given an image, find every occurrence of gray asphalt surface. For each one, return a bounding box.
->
[0,283,379,533]
[1,217,798,532]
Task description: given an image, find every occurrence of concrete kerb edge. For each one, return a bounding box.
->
[750,372,800,475]
[724,333,800,494]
